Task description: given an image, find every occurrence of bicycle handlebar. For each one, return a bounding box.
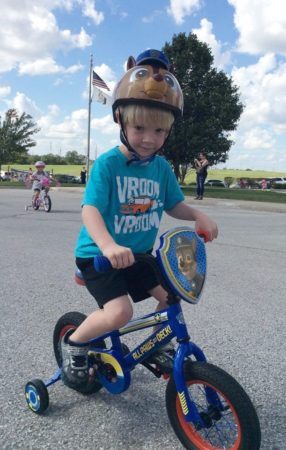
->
[93,255,112,272]
[94,232,207,273]
[94,253,155,273]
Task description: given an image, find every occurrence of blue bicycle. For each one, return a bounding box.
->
[25,227,261,449]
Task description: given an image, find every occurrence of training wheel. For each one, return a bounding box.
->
[25,379,49,414]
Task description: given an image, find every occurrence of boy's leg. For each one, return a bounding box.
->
[149,284,169,312]
[61,296,133,388]
[148,285,176,356]
[71,296,133,343]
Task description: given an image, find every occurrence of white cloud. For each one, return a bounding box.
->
[19,58,84,76]
[243,127,275,150]
[71,109,88,121]
[11,92,41,117]
[82,0,104,25]
[142,10,164,23]
[228,0,286,55]
[167,0,202,25]
[232,54,286,132]
[0,86,11,97]
[227,51,286,169]
[0,2,92,74]
[192,19,231,69]
[48,104,60,116]
[91,114,118,135]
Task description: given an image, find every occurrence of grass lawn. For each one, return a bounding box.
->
[182,186,286,203]
[185,168,286,184]
[1,164,86,176]
[2,164,286,180]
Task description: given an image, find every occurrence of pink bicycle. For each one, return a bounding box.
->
[25,177,52,213]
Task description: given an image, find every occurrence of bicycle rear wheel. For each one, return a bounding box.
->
[166,361,261,450]
[43,195,51,212]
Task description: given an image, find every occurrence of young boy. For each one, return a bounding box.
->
[61,49,218,388]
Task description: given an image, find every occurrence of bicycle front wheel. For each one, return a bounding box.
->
[166,361,261,450]
[43,195,51,212]
[32,196,39,210]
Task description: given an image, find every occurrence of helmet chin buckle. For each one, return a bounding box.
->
[127,154,155,166]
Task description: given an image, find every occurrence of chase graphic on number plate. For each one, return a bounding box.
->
[156,227,206,304]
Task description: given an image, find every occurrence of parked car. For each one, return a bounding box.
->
[0,171,12,181]
[54,174,81,184]
[204,179,226,187]
[269,177,286,188]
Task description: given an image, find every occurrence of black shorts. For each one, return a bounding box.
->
[76,256,160,308]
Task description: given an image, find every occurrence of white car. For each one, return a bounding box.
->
[204,179,226,187]
[270,177,286,187]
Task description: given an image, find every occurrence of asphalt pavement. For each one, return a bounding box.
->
[0,188,285,449]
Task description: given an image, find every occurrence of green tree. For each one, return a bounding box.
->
[65,150,86,164]
[163,33,243,183]
[0,109,40,173]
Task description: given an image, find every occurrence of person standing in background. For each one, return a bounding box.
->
[80,167,87,185]
[194,152,209,200]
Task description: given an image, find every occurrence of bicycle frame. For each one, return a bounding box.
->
[47,301,210,425]
[25,187,51,212]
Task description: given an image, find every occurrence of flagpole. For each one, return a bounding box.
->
[86,53,93,182]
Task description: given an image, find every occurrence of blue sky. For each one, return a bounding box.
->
[1,0,286,171]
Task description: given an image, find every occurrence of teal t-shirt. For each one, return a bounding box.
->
[75,146,184,258]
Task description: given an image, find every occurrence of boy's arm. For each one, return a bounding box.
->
[82,205,134,268]
[166,201,218,242]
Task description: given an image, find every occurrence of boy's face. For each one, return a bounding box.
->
[125,123,168,159]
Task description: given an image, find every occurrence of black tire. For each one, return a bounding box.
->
[44,195,51,212]
[25,379,49,414]
[166,361,261,450]
[53,311,106,394]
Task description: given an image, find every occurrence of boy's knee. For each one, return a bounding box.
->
[106,303,133,329]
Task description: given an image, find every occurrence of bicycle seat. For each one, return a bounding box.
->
[74,268,86,286]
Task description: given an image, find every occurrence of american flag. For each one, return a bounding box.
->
[92,71,110,91]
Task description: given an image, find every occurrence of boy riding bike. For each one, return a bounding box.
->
[61,49,218,389]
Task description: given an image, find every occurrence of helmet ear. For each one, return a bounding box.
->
[127,56,136,70]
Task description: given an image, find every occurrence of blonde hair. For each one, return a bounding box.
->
[119,104,174,131]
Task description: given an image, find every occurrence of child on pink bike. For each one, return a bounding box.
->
[30,161,51,205]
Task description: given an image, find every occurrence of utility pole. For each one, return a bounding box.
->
[86,54,93,182]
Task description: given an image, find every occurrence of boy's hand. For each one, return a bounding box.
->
[195,214,218,242]
[101,242,135,269]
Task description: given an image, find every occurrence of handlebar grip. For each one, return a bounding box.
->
[197,230,208,242]
[93,255,112,272]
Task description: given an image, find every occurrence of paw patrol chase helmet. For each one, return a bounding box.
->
[112,49,183,121]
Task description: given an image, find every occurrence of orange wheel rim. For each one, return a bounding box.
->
[176,380,242,450]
